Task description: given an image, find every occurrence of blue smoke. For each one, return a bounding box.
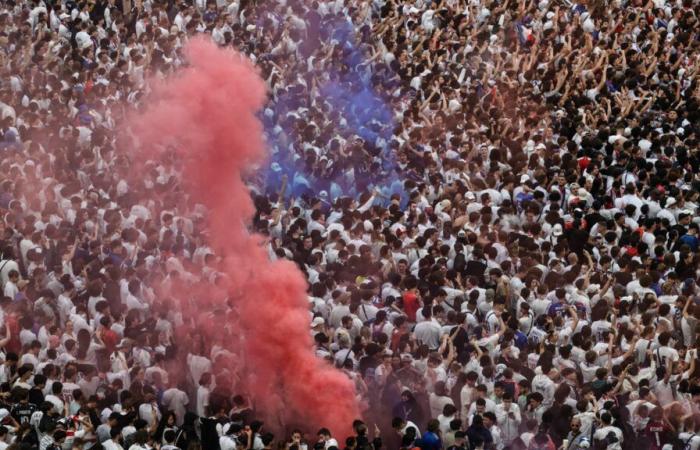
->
[260,11,402,206]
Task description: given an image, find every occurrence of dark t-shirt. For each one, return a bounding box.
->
[28,387,44,406]
[11,402,36,425]
[645,420,671,450]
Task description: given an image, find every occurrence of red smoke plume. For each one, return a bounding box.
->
[127,37,359,437]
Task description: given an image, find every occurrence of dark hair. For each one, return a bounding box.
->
[164,429,176,443]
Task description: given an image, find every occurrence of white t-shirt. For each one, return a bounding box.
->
[400,421,422,438]
[593,425,623,443]
[161,388,189,426]
[429,392,454,419]
[414,319,441,349]
[323,438,338,449]
[3,281,17,299]
[678,433,700,450]
[220,435,237,450]
[196,385,210,417]
[655,346,679,367]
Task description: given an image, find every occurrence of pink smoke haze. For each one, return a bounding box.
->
[127,37,359,437]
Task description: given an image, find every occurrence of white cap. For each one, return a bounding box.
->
[311,317,325,328]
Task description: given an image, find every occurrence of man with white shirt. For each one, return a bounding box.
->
[531,368,557,408]
[19,341,41,368]
[124,279,149,319]
[74,22,93,49]
[0,425,9,450]
[317,428,338,450]
[495,393,521,445]
[328,294,351,328]
[45,382,65,413]
[102,427,124,450]
[593,412,623,446]
[483,411,504,450]
[460,371,479,418]
[162,382,189,427]
[467,390,497,422]
[219,424,242,450]
[484,300,504,335]
[654,331,680,370]
[677,432,700,450]
[307,210,326,234]
[657,198,678,225]
[413,306,442,350]
[392,417,422,440]
[19,318,38,348]
[2,270,19,300]
[357,294,378,323]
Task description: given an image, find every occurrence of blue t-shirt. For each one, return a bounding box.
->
[547,301,566,317]
[680,234,699,252]
[421,431,442,450]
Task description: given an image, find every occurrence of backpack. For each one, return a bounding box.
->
[453,253,466,273]
[502,380,516,399]
[528,435,555,450]
[371,322,386,340]
[654,347,667,371]
[361,304,375,326]
[671,434,696,450]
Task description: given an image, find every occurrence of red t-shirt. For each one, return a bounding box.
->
[403,291,419,322]
[101,329,119,353]
[645,420,671,450]
[6,314,21,354]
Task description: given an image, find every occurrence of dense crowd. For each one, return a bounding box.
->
[1,0,700,448]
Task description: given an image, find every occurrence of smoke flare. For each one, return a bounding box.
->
[127,37,359,437]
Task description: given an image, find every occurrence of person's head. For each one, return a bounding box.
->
[291,429,303,443]
[317,427,332,442]
[391,417,406,430]
[529,392,543,408]
[427,419,440,434]
[54,429,67,444]
[570,416,582,432]
[108,412,121,427]
[164,429,176,444]
[439,403,455,419]
[482,412,496,428]
[502,392,513,407]
[132,430,149,445]
[251,421,264,434]
[261,432,274,447]
[8,270,19,283]
[17,365,32,381]
[199,372,212,387]
[29,340,41,355]
[110,426,122,441]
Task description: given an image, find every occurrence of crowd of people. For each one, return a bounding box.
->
[1,0,700,448]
